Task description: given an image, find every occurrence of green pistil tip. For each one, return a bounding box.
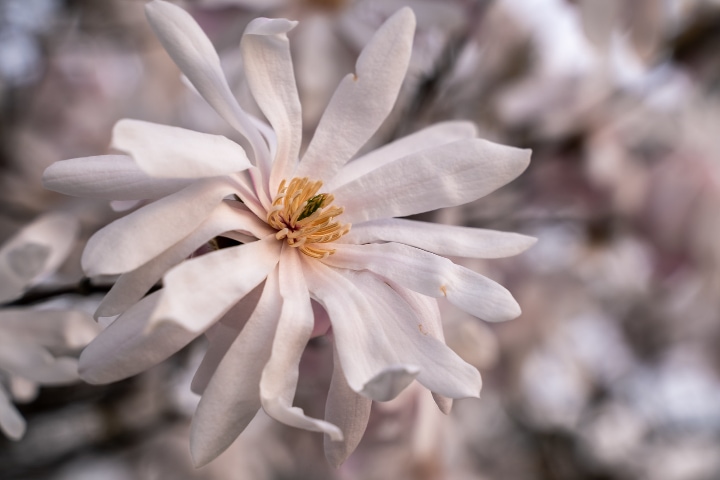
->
[298,194,326,221]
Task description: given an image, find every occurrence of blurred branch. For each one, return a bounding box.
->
[386,0,495,141]
[2,278,112,308]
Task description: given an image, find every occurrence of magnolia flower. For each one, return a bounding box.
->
[0,308,98,440]
[0,212,78,303]
[43,0,533,466]
[0,213,99,440]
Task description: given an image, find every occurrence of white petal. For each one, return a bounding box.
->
[0,309,99,350]
[190,282,264,395]
[296,8,416,182]
[333,139,531,224]
[111,119,251,179]
[390,284,457,414]
[43,155,190,200]
[0,339,79,384]
[259,246,342,440]
[190,270,282,467]
[324,343,371,467]
[148,236,281,333]
[305,260,420,401]
[144,0,270,174]
[82,177,238,276]
[0,213,79,303]
[78,291,199,384]
[306,262,481,399]
[0,384,25,440]
[341,218,537,259]
[241,18,302,193]
[95,202,273,318]
[329,121,477,188]
[325,243,521,322]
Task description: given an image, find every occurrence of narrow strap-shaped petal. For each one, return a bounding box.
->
[324,341,372,467]
[390,283,455,414]
[144,0,271,176]
[241,18,302,194]
[78,291,199,384]
[112,119,251,179]
[147,236,281,333]
[324,243,521,322]
[190,270,281,467]
[0,309,98,350]
[95,202,273,319]
[43,155,191,200]
[259,246,342,440]
[190,282,264,395]
[82,177,239,276]
[305,260,418,401]
[329,121,477,189]
[0,213,79,303]
[296,8,416,183]
[0,384,25,440]
[340,218,537,259]
[305,261,481,400]
[333,138,532,224]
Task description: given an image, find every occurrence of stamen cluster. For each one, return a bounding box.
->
[267,177,350,258]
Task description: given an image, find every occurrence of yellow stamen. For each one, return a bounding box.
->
[267,177,350,258]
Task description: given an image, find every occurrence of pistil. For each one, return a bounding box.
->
[267,177,350,258]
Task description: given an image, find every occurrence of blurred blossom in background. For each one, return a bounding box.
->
[2,0,720,479]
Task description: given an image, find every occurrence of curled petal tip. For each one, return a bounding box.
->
[359,365,420,402]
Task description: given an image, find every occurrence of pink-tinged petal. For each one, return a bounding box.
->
[190,271,281,467]
[240,167,273,214]
[148,236,281,333]
[260,246,342,440]
[333,139,531,224]
[432,391,454,416]
[296,8,416,182]
[340,218,537,259]
[329,121,477,188]
[310,300,331,338]
[190,282,264,395]
[0,309,99,350]
[0,340,79,384]
[306,262,481,399]
[0,213,79,303]
[95,202,273,318]
[0,385,25,440]
[325,243,521,322]
[78,291,200,384]
[82,177,239,276]
[324,342,371,467]
[43,155,190,200]
[241,18,302,194]
[304,260,419,401]
[111,119,251,179]
[144,0,270,174]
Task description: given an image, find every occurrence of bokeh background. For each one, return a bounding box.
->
[2,0,720,479]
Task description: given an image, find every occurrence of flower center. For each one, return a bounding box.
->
[267,177,350,259]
